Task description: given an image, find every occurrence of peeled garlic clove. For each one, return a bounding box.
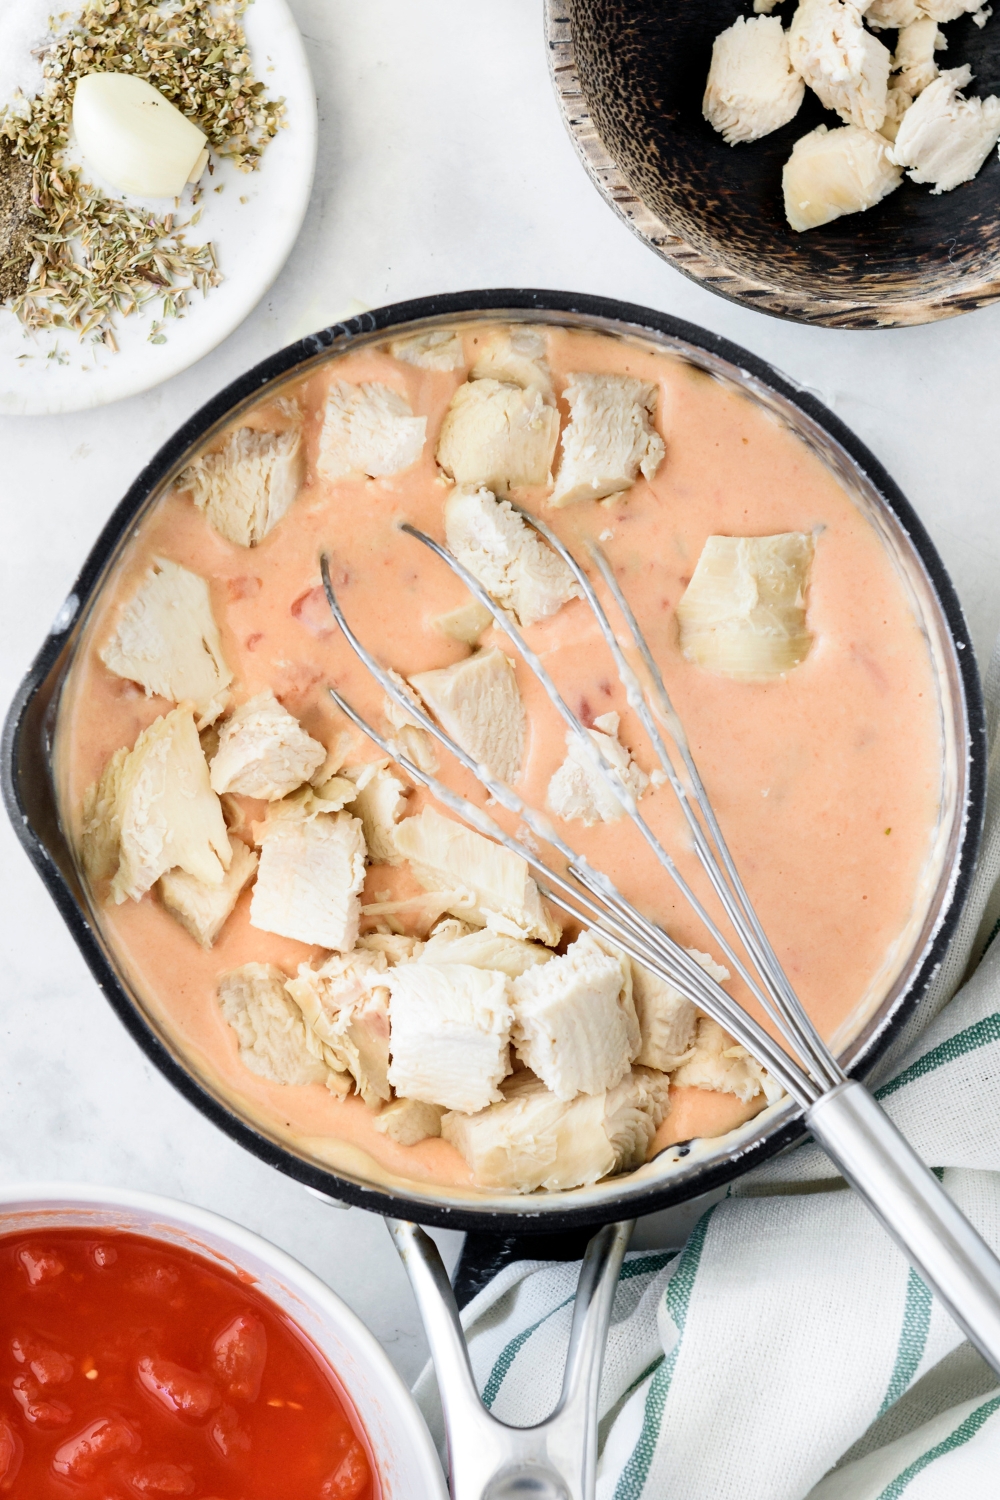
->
[73,72,209,199]
[676,533,815,679]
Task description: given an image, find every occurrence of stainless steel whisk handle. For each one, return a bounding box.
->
[389,1216,634,1500]
[808,1081,1000,1372]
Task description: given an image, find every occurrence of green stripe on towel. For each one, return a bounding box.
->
[480,1253,673,1411]
[613,1207,718,1500]
[877,1268,933,1418]
[875,1394,1000,1498]
[482,1294,575,1409]
[875,1014,1000,1102]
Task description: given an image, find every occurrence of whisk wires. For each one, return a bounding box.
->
[320,522,842,1111]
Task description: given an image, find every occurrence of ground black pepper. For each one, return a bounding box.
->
[0,0,283,342]
[0,137,32,304]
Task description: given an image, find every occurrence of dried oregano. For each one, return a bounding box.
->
[0,0,284,344]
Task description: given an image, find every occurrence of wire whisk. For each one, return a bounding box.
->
[320,510,1000,1378]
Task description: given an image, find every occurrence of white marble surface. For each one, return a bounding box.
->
[2,0,1000,1387]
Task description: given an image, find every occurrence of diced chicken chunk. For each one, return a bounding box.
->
[783,124,902,229]
[865,0,925,26]
[383,669,439,773]
[631,949,728,1072]
[345,760,409,864]
[469,327,554,398]
[436,380,560,494]
[373,1098,445,1145]
[111,706,231,904]
[434,600,495,645]
[100,558,232,727]
[286,950,391,1105]
[889,66,1000,192]
[158,835,258,949]
[289,778,358,818]
[444,486,581,627]
[511,931,640,1100]
[920,0,985,19]
[218,963,330,1087]
[892,19,946,97]
[788,0,891,132]
[632,967,696,1073]
[394,806,561,945]
[251,780,357,851]
[389,330,465,371]
[387,962,513,1113]
[550,374,665,508]
[358,931,424,963]
[251,807,366,951]
[670,1016,782,1104]
[180,425,304,548]
[547,712,650,827]
[307,729,355,787]
[603,1067,673,1172]
[209,691,326,802]
[418,918,554,977]
[383,667,429,728]
[409,647,526,784]
[704,17,805,146]
[880,85,914,141]
[677,533,814,675]
[80,746,129,884]
[317,381,426,480]
[442,1068,669,1193]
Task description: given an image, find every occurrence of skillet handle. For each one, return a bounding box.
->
[808,1080,1000,1375]
[388,1217,634,1500]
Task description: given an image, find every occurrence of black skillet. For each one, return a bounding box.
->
[1,293,984,1294]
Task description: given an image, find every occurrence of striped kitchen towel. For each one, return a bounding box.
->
[414,636,1000,1499]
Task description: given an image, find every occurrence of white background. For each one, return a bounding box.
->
[1,0,999,1385]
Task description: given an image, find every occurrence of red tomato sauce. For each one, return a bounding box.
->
[0,1227,376,1499]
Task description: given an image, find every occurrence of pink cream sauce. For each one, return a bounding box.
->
[56,325,944,1193]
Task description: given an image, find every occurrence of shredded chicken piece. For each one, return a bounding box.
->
[100,558,232,728]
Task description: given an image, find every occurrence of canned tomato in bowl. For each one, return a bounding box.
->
[0,1182,447,1499]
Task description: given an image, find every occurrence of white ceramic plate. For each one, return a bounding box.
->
[0,0,316,416]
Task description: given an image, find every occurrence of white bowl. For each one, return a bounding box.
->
[0,1182,447,1500]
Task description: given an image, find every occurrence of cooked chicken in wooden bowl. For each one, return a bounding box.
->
[547,0,1000,326]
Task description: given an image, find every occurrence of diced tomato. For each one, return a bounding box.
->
[0,1229,374,1499]
[52,1415,140,1480]
[0,1417,22,1490]
[209,1402,250,1458]
[11,1374,72,1427]
[227,575,263,601]
[291,585,336,637]
[137,1357,220,1422]
[11,1334,74,1386]
[126,1459,196,1495]
[129,1263,180,1298]
[209,1311,267,1402]
[321,1440,371,1500]
[16,1246,65,1286]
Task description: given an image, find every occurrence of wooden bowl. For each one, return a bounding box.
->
[547,0,1000,327]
